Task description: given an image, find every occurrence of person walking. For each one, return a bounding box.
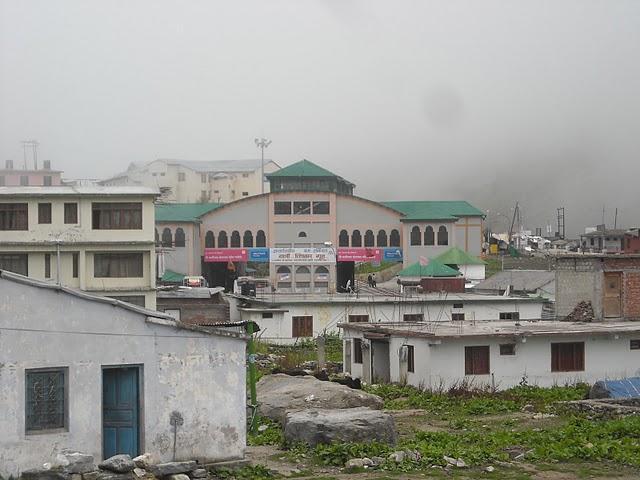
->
[367,273,373,287]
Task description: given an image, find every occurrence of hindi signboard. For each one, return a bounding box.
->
[204,248,248,262]
[337,247,382,262]
[270,247,336,264]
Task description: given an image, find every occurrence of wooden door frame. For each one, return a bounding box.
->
[603,272,623,318]
[101,364,145,460]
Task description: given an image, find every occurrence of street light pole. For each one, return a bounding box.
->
[254,138,272,194]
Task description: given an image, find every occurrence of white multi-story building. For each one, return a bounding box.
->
[0,186,159,309]
[101,158,280,203]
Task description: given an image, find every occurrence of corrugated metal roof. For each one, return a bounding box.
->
[267,159,350,181]
[474,270,555,293]
[435,246,486,265]
[159,158,274,172]
[155,202,223,222]
[381,200,484,221]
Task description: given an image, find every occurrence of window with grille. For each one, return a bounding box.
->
[0,253,28,275]
[94,253,143,278]
[292,316,313,337]
[0,203,28,230]
[465,346,490,375]
[92,203,142,230]
[312,201,329,214]
[500,344,516,355]
[631,340,640,350]
[293,201,311,215]
[407,345,415,373]
[354,338,363,364]
[403,313,424,322]
[25,368,67,433]
[348,314,369,323]
[499,312,520,320]
[451,313,465,321]
[64,203,78,224]
[38,203,52,224]
[551,342,584,372]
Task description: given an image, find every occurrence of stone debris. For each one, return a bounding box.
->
[189,469,207,479]
[562,398,640,416]
[521,404,535,413]
[132,454,156,470]
[99,456,135,474]
[370,456,385,466]
[485,466,495,472]
[54,451,95,474]
[388,451,405,463]
[167,475,189,480]
[132,468,146,478]
[345,459,364,469]
[564,301,594,322]
[257,374,383,422]
[21,469,69,480]
[150,462,197,477]
[284,407,396,447]
[443,456,466,468]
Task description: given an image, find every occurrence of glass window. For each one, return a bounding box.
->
[364,230,374,247]
[377,230,387,247]
[437,226,448,246]
[352,230,362,247]
[403,313,424,322]
[0,253,28,275]
[25,368,67,433]
[339,230,349,247]
[354,339,363,364]
[38,203,52,224]
[243,230,254,247]
[161,228,172,247]
[0,203,28,230]
[230,231,241,247]
[410,226,421,246]
[407,345,415,373]
[205,231,215,248]
[45,254,51,278]
[64,203,78,224]
[274,202,292,215]
[218,231,228,248]
[94,253,144,278]
[72,253,79,278]
[92,203,142,230]
[348,314,369,323]
[312,201,329,214]
[108,295,146,307]
[256,230,266,247]
[174,228,186,247]
[499,312,520,320]
[390,229,400,247]
[293,202,311,215]
[500,344,516,355]
[424,226,435,245]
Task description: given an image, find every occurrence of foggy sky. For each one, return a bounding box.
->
[1,0,639,236]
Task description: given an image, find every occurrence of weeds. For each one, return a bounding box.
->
[215,465,278,480]
[248,419,284,446]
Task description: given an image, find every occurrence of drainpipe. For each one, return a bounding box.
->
[56,240,61,285]
[247,321,258,433]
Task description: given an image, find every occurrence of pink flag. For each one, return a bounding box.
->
[419,256,429,266]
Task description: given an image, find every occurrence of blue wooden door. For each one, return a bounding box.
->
[103,367,139,459]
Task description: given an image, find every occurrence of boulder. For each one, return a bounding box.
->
[283,407,396,447]
[99,456,134,473]
[189,469,207,479]
[21,469,69,480]
[168,475,190,480]
[132,454,156,470]
[55,452,95,474]
[257,374,383,422]
[150,462,196,477]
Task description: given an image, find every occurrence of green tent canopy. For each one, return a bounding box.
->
[434,246,486,266]
[397,259,461,278]
[161,269,186,283]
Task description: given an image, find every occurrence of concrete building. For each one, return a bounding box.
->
[157,286,230,325]
[556,255,640,321]
[474,270,555,300]
[157,159,485,293]
[155,203,222,278]
[0,159,63,186]
[0,270,246,478]
[580,227,626,253]
[101,159,281,203]
[0,185,158,308]
[230,293,549,344]
[624,229,640,254]
[340,320,640,389]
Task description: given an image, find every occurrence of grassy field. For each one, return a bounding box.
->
[232,381,640,480]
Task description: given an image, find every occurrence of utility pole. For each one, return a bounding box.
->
[254,138,272,194]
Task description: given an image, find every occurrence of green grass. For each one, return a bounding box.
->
[355,261,395,274]
[484,256,502,278]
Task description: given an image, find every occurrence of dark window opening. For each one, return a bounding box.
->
[437,226,448,246]
[38,203,52,224]
[351,230,362,247]
[312,201,329,214]
[348,314,369,323]
[453,303,464,309]
[92,203,142,230]
[43,176,52,186]
[551,342,584,372]
[424,226,435,246]
[161,228,172,247]
[631,340,640,350]
[451,313,465,321]
[218,230,228,248]
[64,203,78,224]
[0,253,28,275]
[262,312,274,319]
[72,253,79,278]
[230,230,241,247]
[256,230,266,247]
[465,346,490,375]
[500,344,516,356]
[274,202,292,215]
[407,345,415,373]
[354,338,363,364]
[20,175,29,186]
[94,253,144,278]
[45,254,51,278]
[205,231,215,248]
[403,313,424,322]
[377,230,388,247]
[390,229,400,247]
[339,230,349,247]
[499,312,520,320]
[243,230,254,247]
[174,228,186,247]
[364,230,375,247]
[0,203,28,230]
[293,201,311,215]
[410,226,421,246]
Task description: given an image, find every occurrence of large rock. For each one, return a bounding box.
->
[132,454,156,470]
[257,374,383,422]
[55,452,95,474]
[99,455,134,473]
[21,469,69,480]
[283,407,397,447]
[150,462,197,477]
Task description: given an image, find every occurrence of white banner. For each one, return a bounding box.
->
[270,247,336,264]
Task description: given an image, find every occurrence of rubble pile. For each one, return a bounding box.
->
[19,452,219,480]
[564,301,595,322]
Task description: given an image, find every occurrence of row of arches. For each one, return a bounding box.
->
[204,230,267,248]
[410,225,449,246]
[276,265,329,275]
[338,229,401,248]
[156,227,186,248]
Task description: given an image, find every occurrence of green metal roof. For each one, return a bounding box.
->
[155,203,222,222]
[161,269,186,283]
[397,259,461,278]
[381,201,484,221]
[435,246,486,266]
[266,159,347,179]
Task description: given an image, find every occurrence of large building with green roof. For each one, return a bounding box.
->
[154,159,485,292]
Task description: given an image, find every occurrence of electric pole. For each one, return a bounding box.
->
[254,138,271,194]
